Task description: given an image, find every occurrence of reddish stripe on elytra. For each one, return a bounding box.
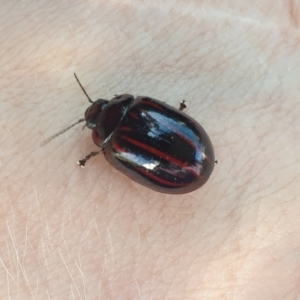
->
[122,136,200,178]
[157,116,198,150]
[124,136,186,166]
[129,111,140,120]
[141,102,198,151]
[135,166,189,187]
[119,126,132,132]
[113,139,200,179]
[130,103,197,151]
[113,142,124,152]
[141,98,164,110]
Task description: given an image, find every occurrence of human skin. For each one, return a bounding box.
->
[1,0,300,299]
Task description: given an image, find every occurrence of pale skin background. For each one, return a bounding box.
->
[1,0,300,299]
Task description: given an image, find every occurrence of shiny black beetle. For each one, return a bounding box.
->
[43,74,215,194]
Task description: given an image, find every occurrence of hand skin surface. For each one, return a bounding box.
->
[1,0,300,299]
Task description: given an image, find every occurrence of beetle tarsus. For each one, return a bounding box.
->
[77,151,103,167]
[179,100,187,111]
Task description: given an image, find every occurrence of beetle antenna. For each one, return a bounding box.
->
[41,118,86,146]
[74,73,93,103]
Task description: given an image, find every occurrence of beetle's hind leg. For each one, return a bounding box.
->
[179,100,187,111]
[77,150,103,167]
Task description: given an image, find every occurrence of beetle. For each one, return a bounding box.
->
[43,74,215,194]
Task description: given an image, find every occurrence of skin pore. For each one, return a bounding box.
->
[1,0,300,299]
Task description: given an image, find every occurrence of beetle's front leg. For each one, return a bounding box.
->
[77,150,104,167]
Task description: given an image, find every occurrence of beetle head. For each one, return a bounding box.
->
[84,99,109,129]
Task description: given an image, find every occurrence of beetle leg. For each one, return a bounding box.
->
[179,100,187,111]
[77,150,103,167]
